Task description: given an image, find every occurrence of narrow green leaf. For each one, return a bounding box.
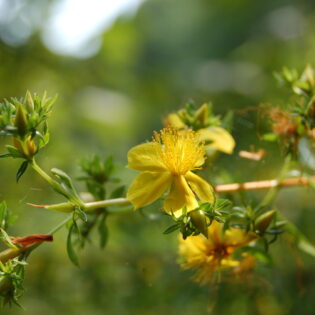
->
[16,161,28,182]
[51,168,73,190]
[215,199,232,211]
[98,214,108,249]
[0,153,12,159]
[0,228,18,249]
[163,224,180,234]
[75,206,87,223]
[285,222,315,258]
[6,145,23,158]
[110,185,125,198]
[67,224,79,267]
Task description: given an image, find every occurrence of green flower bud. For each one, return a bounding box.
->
[15,104,28,138]
[25,90,34,112]
[255,210,276,233]
[189,210,208,238]
[194,103,209,126]
[45,202,76,213]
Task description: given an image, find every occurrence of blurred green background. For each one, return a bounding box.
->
[1,0,315,314]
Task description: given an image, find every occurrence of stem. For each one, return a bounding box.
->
[32,174,315,213]
[214,176,312,193]
[84,198,131,211]
[49,214,73,234]
[259,155,292,207]
[30,158,82,205]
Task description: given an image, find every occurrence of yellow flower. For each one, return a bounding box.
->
[197,127,235,154]
[165,113,235,154]
[127,128,214,216]
[178,221,256,284]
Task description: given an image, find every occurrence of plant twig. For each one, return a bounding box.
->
[214,176,312,193]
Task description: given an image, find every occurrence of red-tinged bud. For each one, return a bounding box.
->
[11,234,53,247]
[28,202,75,213]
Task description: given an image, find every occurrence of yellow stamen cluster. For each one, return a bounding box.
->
[153,128,205,175]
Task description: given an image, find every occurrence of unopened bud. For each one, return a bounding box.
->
[15,104,28,137]
[25,91,34,112]
[195,103,209,126]
[28,202,76,213]
[164,113,185,129]
[189,210,208,238]
[26,137,37,157]
[13,137,26,156]
[255,210,276,232]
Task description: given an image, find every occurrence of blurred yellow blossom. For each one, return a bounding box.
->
[127,128,214,216]
[165,108,235,154]
[178,221,257,284]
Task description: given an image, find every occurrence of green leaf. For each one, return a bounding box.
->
[215,199,232,211]
[67,224,80,267]
[104,155,114,175]
[6,145,23,158]
[0,228,18,249]
[0,201,8,229]
[51,168,74,190]
[163,224,180,234]
[16,161,28,182]
[98,214,108,249]
[0,153,12,159]
[110,185,125,198]
[262,133,278,142]
[285,222,315,258]
[75,206,87,223]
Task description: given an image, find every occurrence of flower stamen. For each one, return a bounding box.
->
[153,128,205,175]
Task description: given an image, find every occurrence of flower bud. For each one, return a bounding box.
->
[194,103,209,126]
[26,137,37,157]
[25,90,34,112]
[189,210,208,238]
[15,104,28,138]
[255,210,276,232]
[28,202,76,213]
[13,137,26,156]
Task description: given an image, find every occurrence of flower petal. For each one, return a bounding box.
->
[127,171,172,209]
[198,127,235,154]
[164,113,186,129]
[185,171,215,203]
[127,142,167,171]
[164,175,198,215]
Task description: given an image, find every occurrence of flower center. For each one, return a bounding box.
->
[153,128,205,175]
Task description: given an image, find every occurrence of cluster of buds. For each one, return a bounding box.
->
[0,91,55,161]
[263,66,315,157]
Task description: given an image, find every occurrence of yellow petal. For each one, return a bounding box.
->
[164,113,186,129]
[127,171,172,209]
[127,142,167,171]
[224,228,256,247]
[198,127,235,154]
[164,175,198,215]
[185,171,215,203]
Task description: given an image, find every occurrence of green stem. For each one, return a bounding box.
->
[30,158,83,206]
[23,215,73,259]
[84,198,131,211]
[259,155,292,208]
[41,197,132,213]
